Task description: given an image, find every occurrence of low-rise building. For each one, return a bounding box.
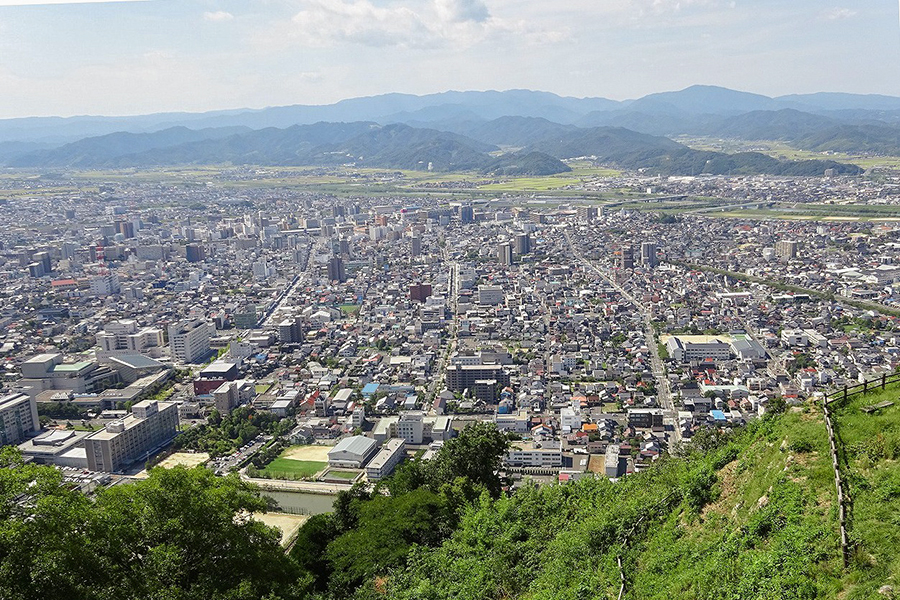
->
[327,435,378,468]
[365,438,406,480]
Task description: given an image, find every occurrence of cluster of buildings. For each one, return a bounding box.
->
[1,166,899,484]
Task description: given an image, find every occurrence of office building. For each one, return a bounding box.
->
[168,319,212,364]
[410,236,422,257]
[84,400,179,472]
[477,284,504,305]
[0,392,39,446]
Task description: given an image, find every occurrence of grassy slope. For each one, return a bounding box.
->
[381,405,898,600]
[832,382,900,596]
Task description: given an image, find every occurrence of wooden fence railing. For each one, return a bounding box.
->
[822,371,900,567]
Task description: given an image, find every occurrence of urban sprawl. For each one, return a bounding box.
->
[3,168,900,498]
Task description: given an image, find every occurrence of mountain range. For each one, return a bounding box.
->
[3,85,900,176]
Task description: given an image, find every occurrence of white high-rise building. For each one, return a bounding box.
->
[96,320,166,361]
[0,393,39,446]
[168,319,212,364]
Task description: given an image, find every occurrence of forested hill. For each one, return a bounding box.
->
[4,399,900,600]
[4,119,861,177]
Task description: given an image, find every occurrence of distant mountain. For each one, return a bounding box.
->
[10,126,250,168]
[529,126,683,161]
[794,124,900,155]
[4,86,900,147]
[625,85,782,115]
[710,109,839,141]
[481,152,572,176]
[776,92,900,112]
[460,116,578,147]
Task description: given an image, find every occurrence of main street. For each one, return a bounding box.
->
[563,229,681,445]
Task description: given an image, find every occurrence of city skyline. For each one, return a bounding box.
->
[0,0,897,118]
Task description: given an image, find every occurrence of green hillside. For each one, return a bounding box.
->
[341,401,895,600]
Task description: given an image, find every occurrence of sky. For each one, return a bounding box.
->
[0,0,898,118]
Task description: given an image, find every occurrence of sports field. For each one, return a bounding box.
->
[281,445,332,462]
[261,458,327,479]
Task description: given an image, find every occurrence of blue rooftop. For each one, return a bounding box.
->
[361,383,380,396]
[711,410,727,421]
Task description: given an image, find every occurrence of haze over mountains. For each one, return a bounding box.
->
[3,85,900,176]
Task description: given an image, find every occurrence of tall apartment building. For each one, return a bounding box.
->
[0,393,39,446]
[620,245,634,270]
[497,242,513,265]
[84,399,179,472]
[90,273,121,296]
[515,233,531,255]
[409,283,433,303]
[640,241,658,267]
[327,256,346,283]
[576,206,597,222]
[168,319,212,364]
[278,317,305,344]
[96,319,166,361]
[775,240,799,259]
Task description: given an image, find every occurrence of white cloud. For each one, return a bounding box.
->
[0,0,146,5]
[280,0,553,49]
[434,0,489,23]
[821,7,857,20]
[203,10,234,22]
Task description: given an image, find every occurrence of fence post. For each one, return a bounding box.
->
[843,386,848,403]
[863,380,867,394]
[883,373,887,390]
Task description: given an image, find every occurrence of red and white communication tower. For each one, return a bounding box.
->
[96,244,107,275]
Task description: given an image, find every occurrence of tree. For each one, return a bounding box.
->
[430,422,511,499]
[0,451,306,600]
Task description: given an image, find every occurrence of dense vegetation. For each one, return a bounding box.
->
[172,405,294,457]
[8,118,862,177]
[0,448,301,600]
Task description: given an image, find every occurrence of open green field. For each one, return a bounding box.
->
[339,304,360,316]
[42,161,626,197]
[677,136,900,170]
[260,458,327,479]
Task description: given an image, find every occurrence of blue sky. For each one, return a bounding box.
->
[0,0,897,118]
